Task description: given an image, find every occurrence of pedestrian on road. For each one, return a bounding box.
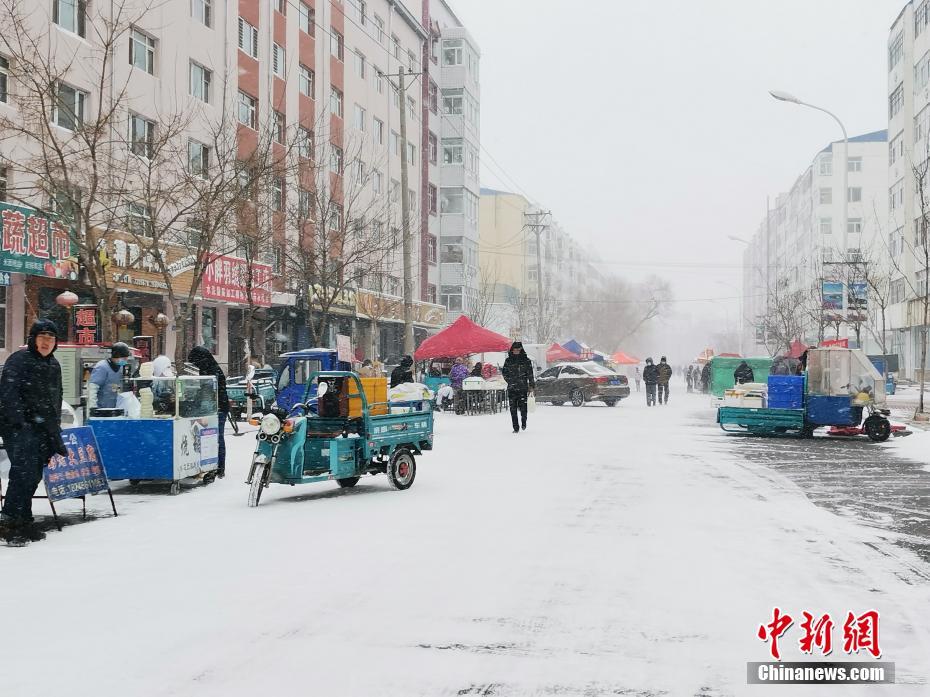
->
[188,345,229,479]
[657,356,673,405]
[642,357,659,406]
[502,341,535,433]
[686,366,694,393]
[449,357,470,414]
[734,361,755,385]
[700,363,711,393]
[0,320,68,546]
[88,341,132,410]
[634,366,641,392]
[390,355,414,388]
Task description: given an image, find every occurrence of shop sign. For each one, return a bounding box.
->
[0,202,75,278]
[44,427,111,502]
[202,255,272,307]
[0,271,11,285]
[132,335,154,363]
[73,304,101,345]
[311,284,356,316]
[356,289,445,328]
[336,334,353,362]
[103,233,195,296]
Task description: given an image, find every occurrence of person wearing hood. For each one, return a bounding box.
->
[390,355,414,388]
[502,342,535,433]
[0,320,68,546]
[700,363,711,393]
[642,357,659,406]
[88,341,132,410]
[449,357,470,415]
[734,361,755,385]
[188,346,229,478]
[656,356,673,405]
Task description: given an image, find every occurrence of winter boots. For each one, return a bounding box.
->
[0,518,46,547]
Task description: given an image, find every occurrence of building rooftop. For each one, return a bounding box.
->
[820,129,888,153]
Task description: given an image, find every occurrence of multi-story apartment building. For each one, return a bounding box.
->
[0,0,461,370]
[741,131,888,355]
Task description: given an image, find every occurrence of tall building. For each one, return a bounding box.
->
[741,131,889,355]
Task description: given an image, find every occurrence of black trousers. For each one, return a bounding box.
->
[509,392,528,430]
[645,383,657,405]
[658,384,669,404]
[1,428,49,525]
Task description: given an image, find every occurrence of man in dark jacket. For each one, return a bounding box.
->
[656,356,673,405]
[700,363,711,393]
[188,346,229,478]
[0,319,68,546]
[642,357,659,406]
[502,341,535,433]
[734,361,755,385]
[390,355,414,388]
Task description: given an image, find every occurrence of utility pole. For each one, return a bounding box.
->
[398,66,414,355]
[525,209,551,342]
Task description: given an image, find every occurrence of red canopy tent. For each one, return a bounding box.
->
[787,340,809,359]
[414,316,513,360]
[610,351,640,365]
[546,343,581,363]
[718,352,741,358]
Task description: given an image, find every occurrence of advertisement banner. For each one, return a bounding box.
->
[202,255,272,307]
[336,334,353,362]
[173,415,219,478]
[43,427,111,502]
[821,281,844,310]
[848,281,868,310]
[0,202,75,278]
[355,289,445,328]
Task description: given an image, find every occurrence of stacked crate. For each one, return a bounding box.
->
[767,375,804,409]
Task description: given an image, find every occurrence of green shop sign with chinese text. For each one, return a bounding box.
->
[0,202,76,278]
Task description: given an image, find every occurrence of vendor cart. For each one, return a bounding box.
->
[717,348,894,442]
[90,375,220,494]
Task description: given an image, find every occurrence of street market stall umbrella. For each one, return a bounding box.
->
[413,315,513,360]
[561,339,594,359]
[546,343,581,363]
[611,351,640,365]
[787,340,809,359]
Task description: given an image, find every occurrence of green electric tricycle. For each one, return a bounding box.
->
[245,371,433,506]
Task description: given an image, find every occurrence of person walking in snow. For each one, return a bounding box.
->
[0,320,68,546]
[700,363,711,393]
[449,357,470,414]
[686,365,693,393]
[502,341,535,433]
[188,346,229,479]
[656,356,673,405]
[642,357,659,406]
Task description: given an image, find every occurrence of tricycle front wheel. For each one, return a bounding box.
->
[864,415,892,442]
[248,463,268,507]
[387,449,416,490]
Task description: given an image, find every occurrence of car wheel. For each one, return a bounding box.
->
[570,389,585,407]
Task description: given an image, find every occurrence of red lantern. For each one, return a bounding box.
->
[114,309,135,326]
[152,312,169,329]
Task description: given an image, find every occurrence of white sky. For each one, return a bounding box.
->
[447,0,903,354]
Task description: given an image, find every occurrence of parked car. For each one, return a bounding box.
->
[534,361,630,407]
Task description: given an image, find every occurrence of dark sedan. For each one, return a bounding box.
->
[535,361,631,407]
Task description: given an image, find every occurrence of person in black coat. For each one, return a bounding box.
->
[390,355,414,388]
[188,345,229,478]
[642,357,659,406]
[502,341,535,433]
[700,363,711,393]
[734,361,754,385]
[0,319,68,545]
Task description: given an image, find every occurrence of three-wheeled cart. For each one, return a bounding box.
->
[90,375,220,494]
[717,348,894,442]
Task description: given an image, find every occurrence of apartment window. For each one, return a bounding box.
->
[353,104,366,132]
[354,51,366,79]
[372,169,383,194]
[272,43,285,78]
[298,189,312,219]
[392,84,400,109]
[298,128,313,159]
[407,95,416,121]
[330,29,344,60]
[53,0,86,37]
[273,111,285,143]
[0,55,8,104]
[188,140,210,177]
[126,202,153,237]
[442,138,463,165]
[329,87,343,117]
[373,117,384,145]
[237,90,257,129]
[299,64,314,97]
[847,156,862,172]
[407,143,416,165]
[329,204,343,231]
[356,160,366,185]
[237,164,257,200]
[407,50,417,73]
[441,285,462,311]
[443,88,463,115]
[428,80,438,113]
[129,28,156,74]
[427,283,437,304]
[428,132,438,164]
[274,0,286,14]
[440,187,463,214]
[390,131,400,156]
[190,62,211,103]
[192,0,211,27]
[390,179,399,203]
[129,114,155,159]
[373,15,385,44]
[330,146,343,175]
[890,32,904,70]
[890,132,904,163]
[919,1,930,36]
[890,83,904,119]
[0,167,7,202]
[238,18,259,58]
[847,187,862,203]
[820,217,832,235]
[847,218,863,234]
[819,187,832,205]
[443,39,463,66]
[272,177,284,211]
[374,68,385,94]
[819,155,832,176]
[299,2,314,34]
[427,235,437,263]
[428,184,437,215]
[465,190,478,224]
[392,34,400,60]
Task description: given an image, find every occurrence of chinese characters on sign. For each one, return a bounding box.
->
[43,427,111,502]
[73,305,100,346]
[0,202,75,277]
[202,255,272,307]
[757,608,881,661]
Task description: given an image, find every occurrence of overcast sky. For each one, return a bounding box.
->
[447,0,903,354]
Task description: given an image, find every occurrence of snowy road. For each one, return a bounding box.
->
[4,383,930,696]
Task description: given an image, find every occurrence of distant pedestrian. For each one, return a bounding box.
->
[502,342,535,433]
[700,363,711,393]
[734,361,754,385]
[0,320,68,546]
[686,366,694,393]
[642,357,659,406]
[188,345,229,479]
[390,355,414,388]
[449,357,469,414]
[634,366,641,392]
[656,356,672,405]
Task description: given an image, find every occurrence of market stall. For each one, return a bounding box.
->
[90,375,220,494]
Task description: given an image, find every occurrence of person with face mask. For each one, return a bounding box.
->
[89,342,132,410]
[0,320,68,546]
[502,342,535,433]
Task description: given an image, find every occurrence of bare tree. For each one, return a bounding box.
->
[467,262,500,329]
[760,280,810,356]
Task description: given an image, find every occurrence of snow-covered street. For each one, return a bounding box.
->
[4,382,930,696]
